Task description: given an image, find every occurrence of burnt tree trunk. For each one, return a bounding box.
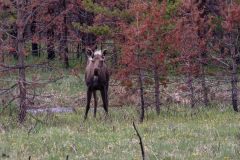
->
[111,47,118,68]
[32,43,38,56]
[47,45,55,60]
[136,48,145,122]
[0,53,4,63]
[17,0,27,123]
[10,25,18,60]
[153,64,160,115]
[63,15,69,68]
[136,12,145,122]
[0,53,3,64]
[77,43,81,59]
[195,0,211,107]
[0,33,4,62]
[60,0,69,68]
[231,46,238,112]
[47,7,55,60]
[187,73,195,108]
[200,53,209,107]
[31,20,39,56]
[138,68,145,123]
[77,43,84,64]
[47,29,55,60]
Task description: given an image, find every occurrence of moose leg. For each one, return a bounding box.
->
[93,90,97,118]
[100,87,108,115]
[84,88,92,120]
[106,84,109,107]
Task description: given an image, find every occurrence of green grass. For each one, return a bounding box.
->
[0,106,240,160]
[1,54,240,159]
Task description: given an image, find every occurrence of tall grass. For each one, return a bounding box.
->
[0,106,240,160]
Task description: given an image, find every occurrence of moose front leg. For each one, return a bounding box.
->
[93,90,97,118]
[100,87,108,115]
[106,83,109,107]
[84,88,92,120]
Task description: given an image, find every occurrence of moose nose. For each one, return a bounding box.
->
[94,68,99,76]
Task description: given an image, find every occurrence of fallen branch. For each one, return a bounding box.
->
[133,121,145,160]
[27,120,38,136]
[28,113,46,124]
[0,83,17,95]
[0,96,18,115]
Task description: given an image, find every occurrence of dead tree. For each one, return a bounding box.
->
[153,64,160,115]
[17,0,28,123]
[59,0,69,68]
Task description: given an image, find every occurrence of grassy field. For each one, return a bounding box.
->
[1,55,240,159]
[0,106,240,160]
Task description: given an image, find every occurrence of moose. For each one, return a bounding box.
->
[84,48,110,120]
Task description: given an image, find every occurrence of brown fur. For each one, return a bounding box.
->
[84,49,109,119]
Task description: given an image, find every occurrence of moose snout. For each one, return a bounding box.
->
[94,68,99,76]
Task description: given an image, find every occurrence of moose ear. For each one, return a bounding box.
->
[94,45,98,51]
[86,48,93,58]
[102,49,107,57]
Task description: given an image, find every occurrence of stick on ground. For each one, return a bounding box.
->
[133,121,145,160]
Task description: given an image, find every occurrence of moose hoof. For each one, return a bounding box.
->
[84,116,88,121]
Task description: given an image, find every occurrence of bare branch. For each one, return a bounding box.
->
[133,122,145,160]
[209,55,230,68]
[0,96,18,115]
[0,84,17,95]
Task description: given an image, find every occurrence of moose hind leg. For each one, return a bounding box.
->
[93,90,97,118]
[100,88,108,115]
[84,88,92,120]
[106,84,109,107]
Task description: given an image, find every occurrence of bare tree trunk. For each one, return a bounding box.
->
[111,47,118,68]
[62,16,69,68]
[153,64,160,115]
[0,53,3,63]
[138,68,145,123]
[47,7,55,60]
[231,46,238,112]
[0,51,3,63]
[32,43,38,56]
[77,43,81,59]
[0,33,4,62]
[47,28,55,60]
[0,50,4,63]
[10,25,18,60]
[187,74,195,108]
[31,42,38,57]
[47,42,55,60]
[77,43,85,64]
[31,20,39,56]
[17,0,27,123]
[136,12,145,122]
[60,0,69,68]
[200,53,209,107]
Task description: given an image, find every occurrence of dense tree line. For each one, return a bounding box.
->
[0,0,240,122]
